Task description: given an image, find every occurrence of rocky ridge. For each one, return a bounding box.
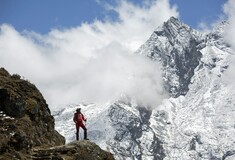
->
[31,140,114,160]
[0,68,114,160]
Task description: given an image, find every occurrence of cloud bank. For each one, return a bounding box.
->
[222,0,235,85]
[223,0,235,50]
[0,0,178,110]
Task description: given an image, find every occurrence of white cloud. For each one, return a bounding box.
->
[223,0,235,51]
[222,0,235,85]
[0,0,178,110]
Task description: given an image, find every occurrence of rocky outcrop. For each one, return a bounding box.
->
[0,68,65,159]
[31,140,114,160]
[0,68,114,159]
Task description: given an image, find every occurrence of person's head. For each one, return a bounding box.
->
[76,108,81,113]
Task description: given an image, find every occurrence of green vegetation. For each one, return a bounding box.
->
[26,98,38,114]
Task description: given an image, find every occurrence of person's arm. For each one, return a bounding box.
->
[82,114,86,121]
[73,113,77,123]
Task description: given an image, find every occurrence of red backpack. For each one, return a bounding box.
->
[77,113,83,122]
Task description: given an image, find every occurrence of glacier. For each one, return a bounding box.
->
[53,17,235,160]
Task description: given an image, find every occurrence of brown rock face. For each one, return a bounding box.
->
[0,68,65,159]
[0,68,114,160]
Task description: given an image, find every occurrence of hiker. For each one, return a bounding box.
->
[73,108,88,140]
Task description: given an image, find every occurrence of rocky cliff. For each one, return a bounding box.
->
[0,68,114,160]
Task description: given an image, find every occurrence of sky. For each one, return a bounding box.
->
[0,0,227,33]
[0,0,234,111]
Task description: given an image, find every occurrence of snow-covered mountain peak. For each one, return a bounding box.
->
[54,17,235,160]
[137,17,203,97]
[155,16,188,33]
[153,17,201,48]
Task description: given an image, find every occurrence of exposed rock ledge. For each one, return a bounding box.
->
[0,68,114,160]
[31,140,114,160]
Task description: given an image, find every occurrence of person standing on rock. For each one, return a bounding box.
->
[73,108,88,140]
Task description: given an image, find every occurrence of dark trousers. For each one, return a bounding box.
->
[76,123,87,140]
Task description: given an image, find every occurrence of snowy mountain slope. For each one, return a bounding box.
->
[151,47,235,159]
[54,101,166,160]
[54,17,235,160]
[136,17,203,97]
